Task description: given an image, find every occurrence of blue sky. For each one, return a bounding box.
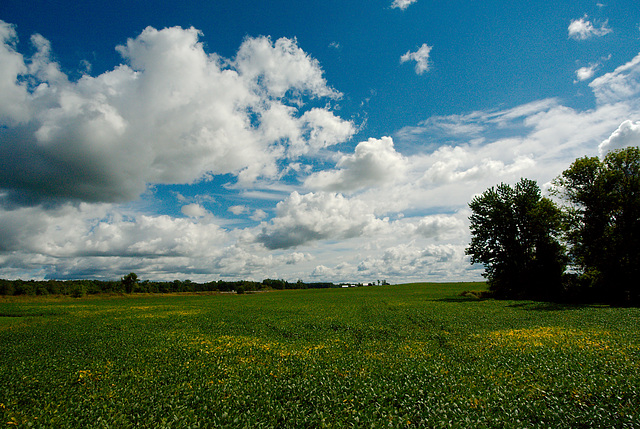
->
[1,0,639,282]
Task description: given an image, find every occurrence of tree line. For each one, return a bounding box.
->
[0,275,338,298]
[467,146,640,305]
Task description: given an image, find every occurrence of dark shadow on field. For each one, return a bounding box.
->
[435,296,487,303]
[0,310,67,317]
[434,295,608,311]
[435,290,492,303]
[505,301,607,311]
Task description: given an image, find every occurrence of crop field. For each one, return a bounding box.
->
[1,283,639,428]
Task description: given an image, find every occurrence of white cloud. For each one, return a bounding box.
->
[250,209,268,221]
[575,64,598,82]
[299,219,473,282]
[413,215,466,240]
[599,120,640,155]
[284,108,357,157]
[181,203,209,218]
[391,0,418,10]
[233,35,341,99]
[304,136,407,192]
[568,15,612,40]
[387,55,640,212]
[394,99,561,147]
[311,264,334,278]
[400,43,432,75]
[0,21,30,124]
[0,23,354,206]
[3,22,640,283]
[205,244,313,280]
[0,203,228,259]
[256,191,384,249]
[356,243,469,280]
[0,202,320,281]
[590,53,640,104]
[310,262,357,281]
[419,146,536,186]
[229,205,248,215]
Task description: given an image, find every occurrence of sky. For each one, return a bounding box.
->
[0,0,639,283]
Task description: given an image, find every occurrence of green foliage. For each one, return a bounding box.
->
[1,284,638,428]
[0,278,342,297]
[263,278,286,289]
[69,283,86,298]
[121,272,139,294]
[554,146,640,304]
[466,178,566,299]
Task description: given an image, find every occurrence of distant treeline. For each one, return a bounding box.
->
[0,275,340,297]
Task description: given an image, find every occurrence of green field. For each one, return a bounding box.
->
[1,283,639,428]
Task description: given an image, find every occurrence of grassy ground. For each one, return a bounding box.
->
[1,283,638,428]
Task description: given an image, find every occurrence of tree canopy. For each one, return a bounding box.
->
[466,178,566,299]
[468,146,640,305]
[553,146,640,304]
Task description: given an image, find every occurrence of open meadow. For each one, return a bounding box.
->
[1,283,639,428]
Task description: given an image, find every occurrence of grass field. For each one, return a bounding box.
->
[1,283,639,428]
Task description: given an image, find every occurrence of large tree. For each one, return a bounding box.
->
[466,178,566,299]
[121,272,139,294]
[553,146,640,304]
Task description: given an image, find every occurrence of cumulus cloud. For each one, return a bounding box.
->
[279,107,356,158]
[310,261,358,281]
[356,243,468,279]
[228,206,268,221]
[0,22,30,124]
[4,22,640,283]
[250,209,268,221]
[599,120,640,155]
[181,203,209,218]
[229,205,248,215]
[233,36,341,99]
[307,238,472,282]
[575,64,598,82]
[418,145,536,186]
[256,192,384,249]
[206,244,313,280]
[311,264,334,278]
[0,22,354,207]
[0,202,320,280]
[400,43,432,75]
[568,15,612,40]
[304,137,407,192]
[0,203,228,258]
[391,0,418,10]
[413,215,465,240]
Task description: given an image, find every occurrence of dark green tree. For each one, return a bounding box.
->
[121,272,138,294]
[466,178,566,299]
[553,146,640,304]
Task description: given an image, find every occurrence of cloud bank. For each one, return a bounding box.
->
[2,19,640,283]
[0,23,354,207]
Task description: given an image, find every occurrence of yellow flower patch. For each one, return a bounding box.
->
[482,326,611,350]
